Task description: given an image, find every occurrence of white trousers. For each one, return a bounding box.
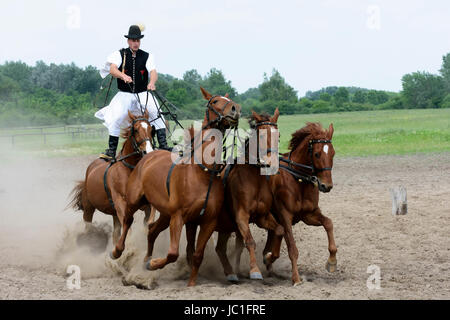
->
[95,91,166,137]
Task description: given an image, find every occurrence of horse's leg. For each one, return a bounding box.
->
[255,214,284,273]
[111,196,136,259]
[234,232,244,276]
[148,213,183,270]
[143,205,156,226]
[82,206,95,232]
[144,213,170,266]
[278,208,301,285]
[235,209,263,280]
[188,220,217,286]
[301,210,338,273]
[112,215,121,246]
[185,222,197,268]
[215,231,239,283]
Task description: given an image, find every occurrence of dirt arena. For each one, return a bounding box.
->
[0,152,449,300]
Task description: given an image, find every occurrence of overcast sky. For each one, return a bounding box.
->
[1,0,449,96]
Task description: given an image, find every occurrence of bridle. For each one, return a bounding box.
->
[203,95,238,131]
[279,138,333,186]
[129,117,153,154]
[116,117,153,169]
[248,120,279,166]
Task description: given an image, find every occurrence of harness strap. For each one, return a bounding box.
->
[199,168,216,217]
[279,164,318,186]
[222,163,235,187]
[166,160,179,197]
[121,160,135,170]
[103,161,116,211]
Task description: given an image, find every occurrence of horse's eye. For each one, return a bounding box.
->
[212,100,218,104]
[315,152,320,159]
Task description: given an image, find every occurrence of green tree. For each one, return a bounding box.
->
[319,92,332,101]
[201,68,237,98]
[401,71,446,108]
[259,69,297,102]
[440,53,450,92]
[333,87,349,105]
[352,90,367,103]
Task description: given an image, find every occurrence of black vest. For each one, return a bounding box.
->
[117,48,149,93]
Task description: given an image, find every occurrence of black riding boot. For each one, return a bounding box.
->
[100,135,119,160]
[156,129,172,151]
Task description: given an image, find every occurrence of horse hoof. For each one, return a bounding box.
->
[293,278,303,287]
[145,260,154,271]
[109,251,119,260]
[326,261,337,273]
[250,272,263,280]
[226,274,239,283]
[263,252,272,266]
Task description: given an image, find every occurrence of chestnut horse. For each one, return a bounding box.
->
[68,110,155,245]
[112,87,241,286]
[262,122,337,285]
[191,109,284,282]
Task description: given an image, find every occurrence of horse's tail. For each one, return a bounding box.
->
[67,180,85,212]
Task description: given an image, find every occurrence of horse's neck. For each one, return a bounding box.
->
[290,140,310,166]
[119,138,141,165]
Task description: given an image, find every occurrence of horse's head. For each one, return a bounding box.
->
[126,110,155,155]
[308,123,335,192]
[200,87,241,130]
[249,108,280,167]
[289,122,335,192]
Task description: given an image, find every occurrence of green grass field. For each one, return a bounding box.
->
[0,108,449,159]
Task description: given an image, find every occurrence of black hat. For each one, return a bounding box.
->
[124,25,144,39]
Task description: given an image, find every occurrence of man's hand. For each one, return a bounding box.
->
[121,73,133,83]
[147,83,156,91]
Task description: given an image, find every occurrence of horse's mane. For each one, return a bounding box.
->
[120,125,133,140]
[289,122,326,151]
[248,112,271,129]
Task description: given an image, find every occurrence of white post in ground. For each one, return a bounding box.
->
[390,186,407,215]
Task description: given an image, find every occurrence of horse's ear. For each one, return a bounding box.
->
[224,93,229,98]
[144,108,149,119]
[271,107,280,123]
[328,123,334,139]
[251,110,262,122]
[128,110,135,120]
[200,87,212,100]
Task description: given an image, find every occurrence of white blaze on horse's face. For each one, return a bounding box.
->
[140,122,153,153]
[323,145,329,155]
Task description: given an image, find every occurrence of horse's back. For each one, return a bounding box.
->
[84,159,116,215]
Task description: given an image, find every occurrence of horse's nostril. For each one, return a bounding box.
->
[231,105,236,112]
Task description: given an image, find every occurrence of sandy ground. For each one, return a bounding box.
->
[0,152,449,300]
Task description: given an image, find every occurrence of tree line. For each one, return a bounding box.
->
[0,53,449,127]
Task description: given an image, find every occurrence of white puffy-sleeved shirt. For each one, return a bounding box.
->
[99,50,156,79]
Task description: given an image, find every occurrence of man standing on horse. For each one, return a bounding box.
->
[96,24,170,160]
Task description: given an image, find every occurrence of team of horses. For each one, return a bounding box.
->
[69,87,337,287]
